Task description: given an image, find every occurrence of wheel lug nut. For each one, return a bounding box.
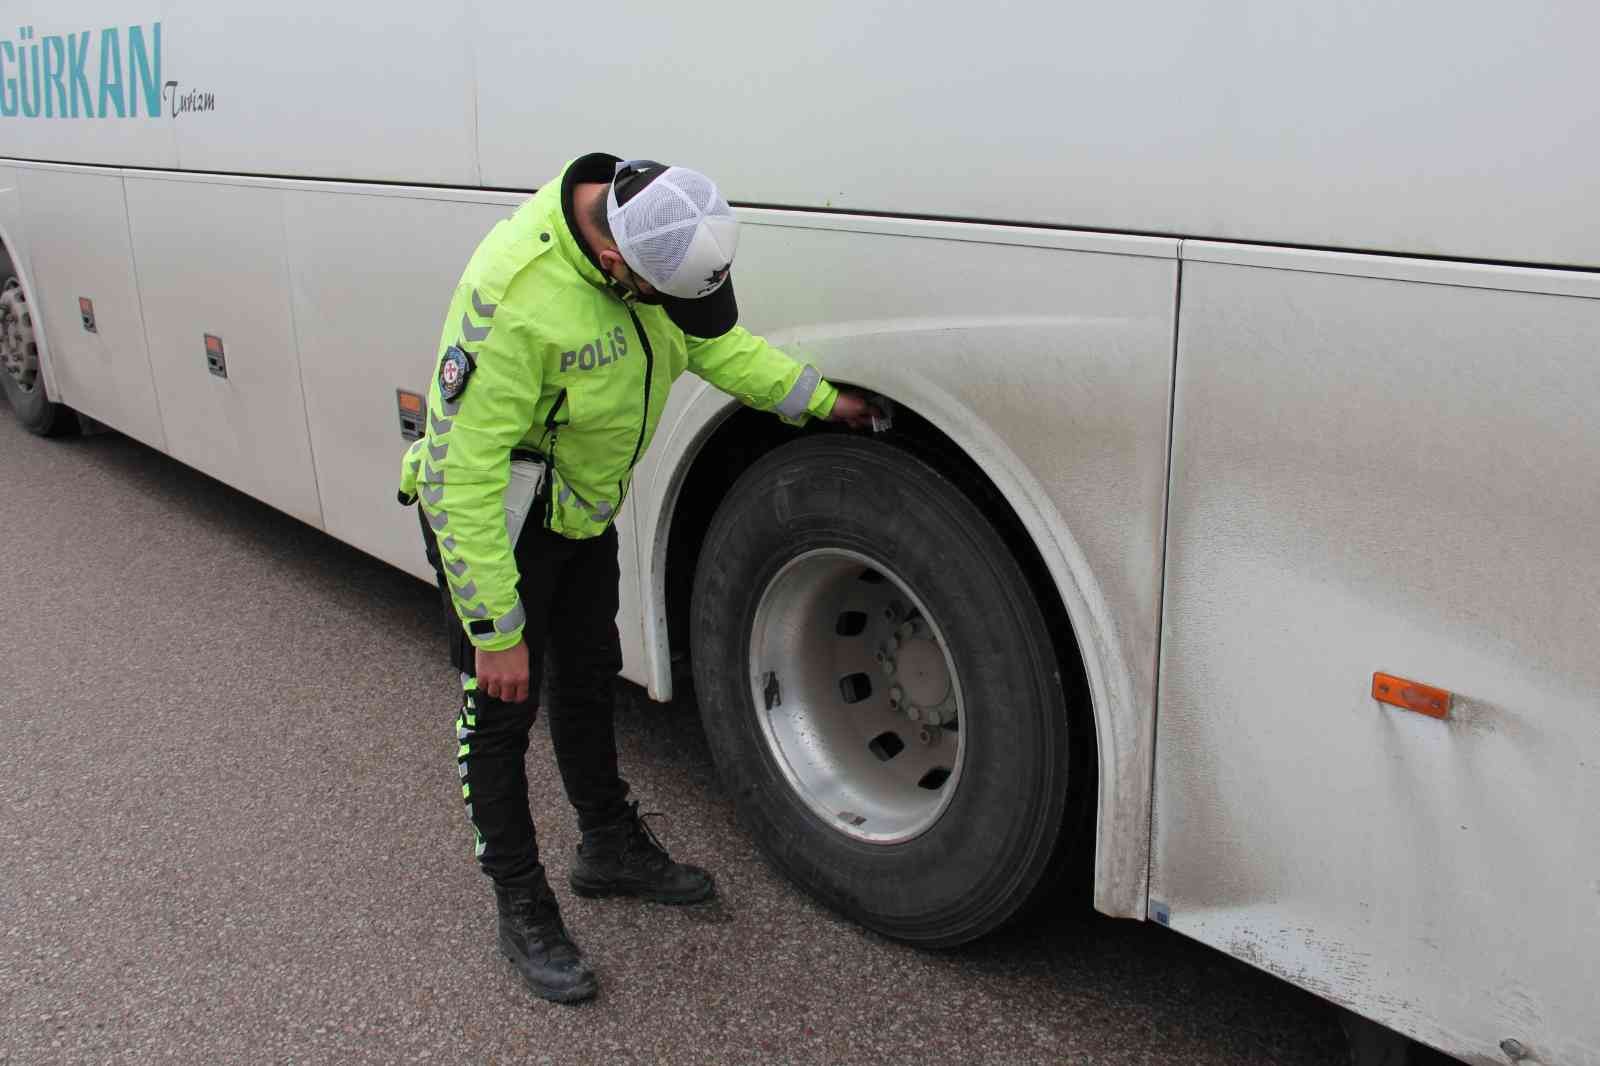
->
[905,705,922,722]
[888,685,904,710]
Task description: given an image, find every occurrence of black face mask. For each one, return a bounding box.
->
[608,251,742,338]
[607,273,664,305]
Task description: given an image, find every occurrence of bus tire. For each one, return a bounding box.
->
[0,248,73,437]
[690,434,1075,947]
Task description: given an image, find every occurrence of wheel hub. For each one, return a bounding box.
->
[0,276,40,393]
[749,549,965,845]
[891,629,951,710]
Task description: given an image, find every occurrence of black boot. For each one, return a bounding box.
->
[569,802,716,904]
[494,869,598,1004]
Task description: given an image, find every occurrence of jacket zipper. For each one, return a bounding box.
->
[624,303,655,473]
[613,303,656,513]
[541,388,567,529]
[545,387,568,429]
[543,429,559,529]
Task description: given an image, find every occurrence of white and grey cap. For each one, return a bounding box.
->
[607,160,740,337]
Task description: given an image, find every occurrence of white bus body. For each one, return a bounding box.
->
[2,3,1595,1062]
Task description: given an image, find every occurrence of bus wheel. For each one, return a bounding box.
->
[690,434,1076,946]
[0,250,72,436]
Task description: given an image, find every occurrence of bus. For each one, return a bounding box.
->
[3,4,1595,1062]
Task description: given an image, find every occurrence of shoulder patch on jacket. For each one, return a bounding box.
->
[439,345,475,401]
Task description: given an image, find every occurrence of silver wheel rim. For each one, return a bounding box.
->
[0,275,40,394]
[749,549,966,845]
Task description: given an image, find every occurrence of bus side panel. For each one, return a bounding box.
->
[11,165,165,448]
[1153,257,1600,1063]
[9,4,1600,267]
[281,188,513,582]
[470,0,1600,269]
[0,1,179,170]
[125,175,323,528]
[165,0,478,186]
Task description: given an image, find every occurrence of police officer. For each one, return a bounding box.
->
[398,153,880,1004]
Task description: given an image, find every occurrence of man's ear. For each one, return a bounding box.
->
[597,248,622,275]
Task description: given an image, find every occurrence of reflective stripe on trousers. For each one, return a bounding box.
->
[430,522,631,884]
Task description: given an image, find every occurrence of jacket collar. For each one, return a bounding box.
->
[550,152,622,294]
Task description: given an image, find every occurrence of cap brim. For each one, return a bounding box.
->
[662,274,738,338]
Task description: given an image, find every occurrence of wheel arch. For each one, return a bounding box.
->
[635,372,1153,919]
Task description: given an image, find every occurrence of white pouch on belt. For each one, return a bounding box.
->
[504,458,546,548]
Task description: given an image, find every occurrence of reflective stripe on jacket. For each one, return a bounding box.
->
[397,156,838,652]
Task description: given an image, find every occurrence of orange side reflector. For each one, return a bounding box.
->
[78,297,94,315]
[1372,673,1451,719]
[396,389,424,414]
[204,333,225,356]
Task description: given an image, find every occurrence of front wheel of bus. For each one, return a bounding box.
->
[691,435,1075,947]
[0,250,72,436]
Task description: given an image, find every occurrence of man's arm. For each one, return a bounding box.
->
[683,326,840,424]
[416,293,543,699]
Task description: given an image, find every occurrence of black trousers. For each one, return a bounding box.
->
[421,509,630,886]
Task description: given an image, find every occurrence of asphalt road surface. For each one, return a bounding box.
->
[2,406,1364,1065]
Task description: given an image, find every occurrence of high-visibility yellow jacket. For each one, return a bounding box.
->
[398,155,838,652]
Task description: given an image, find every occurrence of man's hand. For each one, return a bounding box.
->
[828,390,886,430]
[476,639,530,704]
